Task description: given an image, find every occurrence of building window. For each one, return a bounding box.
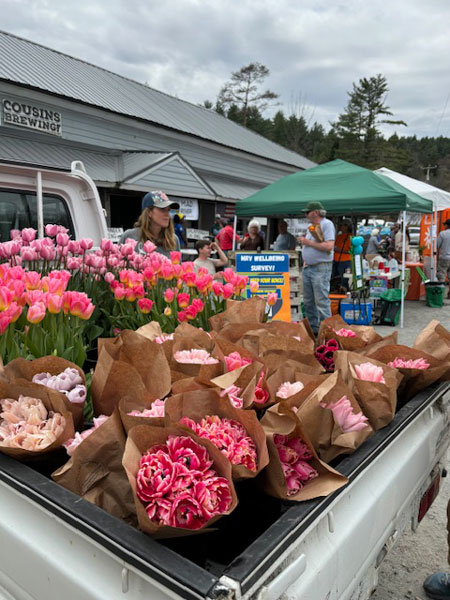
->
[0,189,74,241]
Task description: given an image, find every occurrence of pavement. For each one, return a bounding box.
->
[370,295,450,599]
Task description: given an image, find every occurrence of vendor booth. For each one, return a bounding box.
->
[236,159,434,328]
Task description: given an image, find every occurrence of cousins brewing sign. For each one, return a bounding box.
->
[1,99,62,136]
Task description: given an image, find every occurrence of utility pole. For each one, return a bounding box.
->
[422,165,437,181]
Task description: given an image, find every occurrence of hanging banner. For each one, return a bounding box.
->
[177,199,199,221]
[235,252,291,321]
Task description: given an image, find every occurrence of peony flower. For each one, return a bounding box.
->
[33,367,86,404]
[180,415,257,472]
[128,399,166,418]
[387,357,430,370]
[219,385,243,409]
[155,333,174,344]
[0,395,66,451]
[276,381,305,399]
[274,434,318,496]
[354,362,386,384]
[174,349,219,365]
[224,351,252,372]
[63,415,109,456]
[333,327,357,338]
[322,395,369,433]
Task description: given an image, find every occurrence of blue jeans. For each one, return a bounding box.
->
[302,262,333,334]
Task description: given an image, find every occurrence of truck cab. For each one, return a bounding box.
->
[0,160,108,243]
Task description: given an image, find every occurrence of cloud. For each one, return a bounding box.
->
[2,0,450,137]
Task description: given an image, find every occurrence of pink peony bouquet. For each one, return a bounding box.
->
[321,395,369,433]
[136,435,233,529]
[387,357,430,370]
[180,415,257,472]
[0,395,66,450]
[276,381,305,399]
[333,328,357,338]
[219,385,244,409]
[128,399,166,418]
[274,433,319,496]
[63,415,109,456]
[174,349,219,365]
[155,333,174,344]
[354,362,386,384]
[33,367,87,404]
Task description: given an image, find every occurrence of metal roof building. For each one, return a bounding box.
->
[0,30,314,231]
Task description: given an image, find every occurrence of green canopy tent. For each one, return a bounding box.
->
[235,159,434,328]
[236,159,434,216]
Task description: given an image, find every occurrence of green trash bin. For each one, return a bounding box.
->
[376,288,402,326]
[425,282,446,308]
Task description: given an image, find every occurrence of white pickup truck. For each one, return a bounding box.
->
[0,161,448,600]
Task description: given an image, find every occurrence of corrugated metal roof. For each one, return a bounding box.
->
[203,175,263,200]
[0,133,236,199]
[0,31,315,170]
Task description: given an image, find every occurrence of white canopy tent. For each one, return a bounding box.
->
[376,167,450,280]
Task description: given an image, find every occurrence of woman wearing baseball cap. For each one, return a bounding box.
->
[119,191,180,257]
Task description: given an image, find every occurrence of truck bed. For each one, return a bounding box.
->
[0,382,448,600]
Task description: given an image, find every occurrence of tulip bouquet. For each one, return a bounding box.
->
[0,264,95,367]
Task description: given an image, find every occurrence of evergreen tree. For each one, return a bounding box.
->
[334,74,406,167]
[217,62,279,127]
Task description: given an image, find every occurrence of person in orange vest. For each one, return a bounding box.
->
[332,220,353,283]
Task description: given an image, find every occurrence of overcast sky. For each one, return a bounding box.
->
[2,0,450,139]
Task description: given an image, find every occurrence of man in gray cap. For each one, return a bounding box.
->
[297,202,336,335]
[437,218,450,297]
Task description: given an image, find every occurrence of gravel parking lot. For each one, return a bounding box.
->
[371,296,450,600]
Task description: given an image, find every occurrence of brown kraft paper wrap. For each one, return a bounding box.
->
[164,389,269,480]
[92,330,171,416]
[119,393,166,433]
[122,424,238,538]
[210,361,266,409]
[366,344,450,401]
[260,404,348,501]
[52,409,135,522]
[209,296,266,331]
[295,371,374,463]
[359,332,399,356]
[317,315,382,352]
[267,367,329,409]
[173,322,215,352]
[0,380,74,461]
[261,343,324,378]
[414,320,450,364]
[334,351,403,430]
[1,356,86,429]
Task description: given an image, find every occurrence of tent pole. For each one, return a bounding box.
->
[400,211,406,329]
[232,215,237,251]
[431,205,437,280]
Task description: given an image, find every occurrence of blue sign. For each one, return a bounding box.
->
[235,252,289,273]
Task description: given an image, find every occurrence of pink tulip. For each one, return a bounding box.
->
[170,251,182,265]
[128,399,166,418]
[79,238,94,251]
[164,288,175,303]
[322,395,369,433]
[249,280,259,293]
[224,351,252,372]
[63,415,108,456]
[354,362,386,384]
[222,283,234,299]
[56,233,69,247]
[177,293,190,308]
[155,333,174,344]
[387,357,430,370]
[100,238,114,253]
[45,224,58,237]
[47,293,63,314]
[143,240,156,254]
[137,298,153,314]
[223,268,237,285]
[267,292,277,306]
[333,327,357,338]
[27,301,46,324]
[219,385,244,409]
[0,287,13,311]
[21,228,37,243]
[174,349,219,364]
[21,247,38,261]
[276,381,304,399]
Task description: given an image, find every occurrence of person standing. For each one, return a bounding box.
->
[119,190,180,258]
[423,500,450,598]
[210,214,222,238]
[173,213,188,248]
[297,202,335,336]
[215,218,240,253]
[365,228,381,264]
[333,220,352,280]
[240,220,264,251]
[274,220,297,251]
[437,218,450,297]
